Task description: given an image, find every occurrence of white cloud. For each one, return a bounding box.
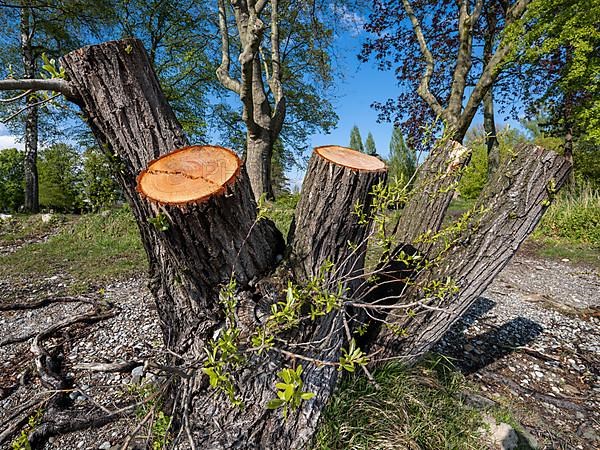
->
[331,5,366,36]
[0,135,23,150]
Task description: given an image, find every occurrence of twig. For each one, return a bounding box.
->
[0,89,32,103]
[1,93,61,123]
[0,294,96,311]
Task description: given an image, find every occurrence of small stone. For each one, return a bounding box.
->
[99,442,111,450]
[534,371,544,378]
[464,343,474,352]
[131,365,144,383]
[561,258,570,262]
[40,213,53,223]
[508,366,516,372]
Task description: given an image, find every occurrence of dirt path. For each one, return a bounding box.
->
[0,245,598,449]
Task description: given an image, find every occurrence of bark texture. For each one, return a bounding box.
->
[61,38,283,353]
[289,146,387,287]
[375,145,571,361]
[393,140,470,256]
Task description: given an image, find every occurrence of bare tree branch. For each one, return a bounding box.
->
[0,78,79,100]
[216,0,242,94]
[401,0,445,120]
[456,0,532,138]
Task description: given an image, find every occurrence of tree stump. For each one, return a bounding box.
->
[289,145,387,288]
[0,38,566,449]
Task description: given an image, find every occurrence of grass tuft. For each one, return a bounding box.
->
[315,355,485,449]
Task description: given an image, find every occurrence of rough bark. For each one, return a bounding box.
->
[375,145,571,361]
[21,2,39,213]
[393,140,471,256]
[289,145,387,288]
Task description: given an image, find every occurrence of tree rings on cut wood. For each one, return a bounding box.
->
[136,145,241,205]
[314,145,386,172]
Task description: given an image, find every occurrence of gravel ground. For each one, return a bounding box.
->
[0,249,598,449]
[436,253,600,449]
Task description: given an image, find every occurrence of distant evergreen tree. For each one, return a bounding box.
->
[388,127,416,185]
[349,125,364,152]
[365,132,377,155]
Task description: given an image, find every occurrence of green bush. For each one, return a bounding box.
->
[81,147,121,211]
[533,184,600,247]
[0,148,25,212]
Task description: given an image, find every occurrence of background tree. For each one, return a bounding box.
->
[215,0,337,199]
[113,0,215,141]
[80,147,121,212]
[0,148,25,212]
[388,126,416,184]
[365,131,377,156]
[349,125,364,152]
[38,143,81,212]
[513,0,600,186]
[361,0,532,146]
[0,0,113,212]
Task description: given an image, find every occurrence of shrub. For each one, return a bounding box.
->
[80,147,121,211]
[38,143,82,212]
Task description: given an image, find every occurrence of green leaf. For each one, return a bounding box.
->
[266,399,285,409]
[300,392,315,400]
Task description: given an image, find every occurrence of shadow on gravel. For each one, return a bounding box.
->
[437,297,544,374]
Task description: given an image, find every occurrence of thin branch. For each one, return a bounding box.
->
[0,78,79,100]
[401,0,445,119]
[0,89,32,103]
[1,93,61,123]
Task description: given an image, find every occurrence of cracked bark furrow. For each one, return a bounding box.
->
[375,145,571,361]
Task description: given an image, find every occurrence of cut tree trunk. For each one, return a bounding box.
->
[374,145,571,361]
[393,139,471,256]
[289,145,387,287]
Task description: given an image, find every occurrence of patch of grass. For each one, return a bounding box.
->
[0,207,145,289]
[316,355,486,449]
[264,193,299,237]
[528,185,600,267]
[532,185,600,248]
[0,213,70,243]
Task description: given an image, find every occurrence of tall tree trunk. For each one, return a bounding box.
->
[483,89,500,177]
[21,2,39,213]
[246,129,275,201]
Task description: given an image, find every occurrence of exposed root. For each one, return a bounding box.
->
[0,294,97,311]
